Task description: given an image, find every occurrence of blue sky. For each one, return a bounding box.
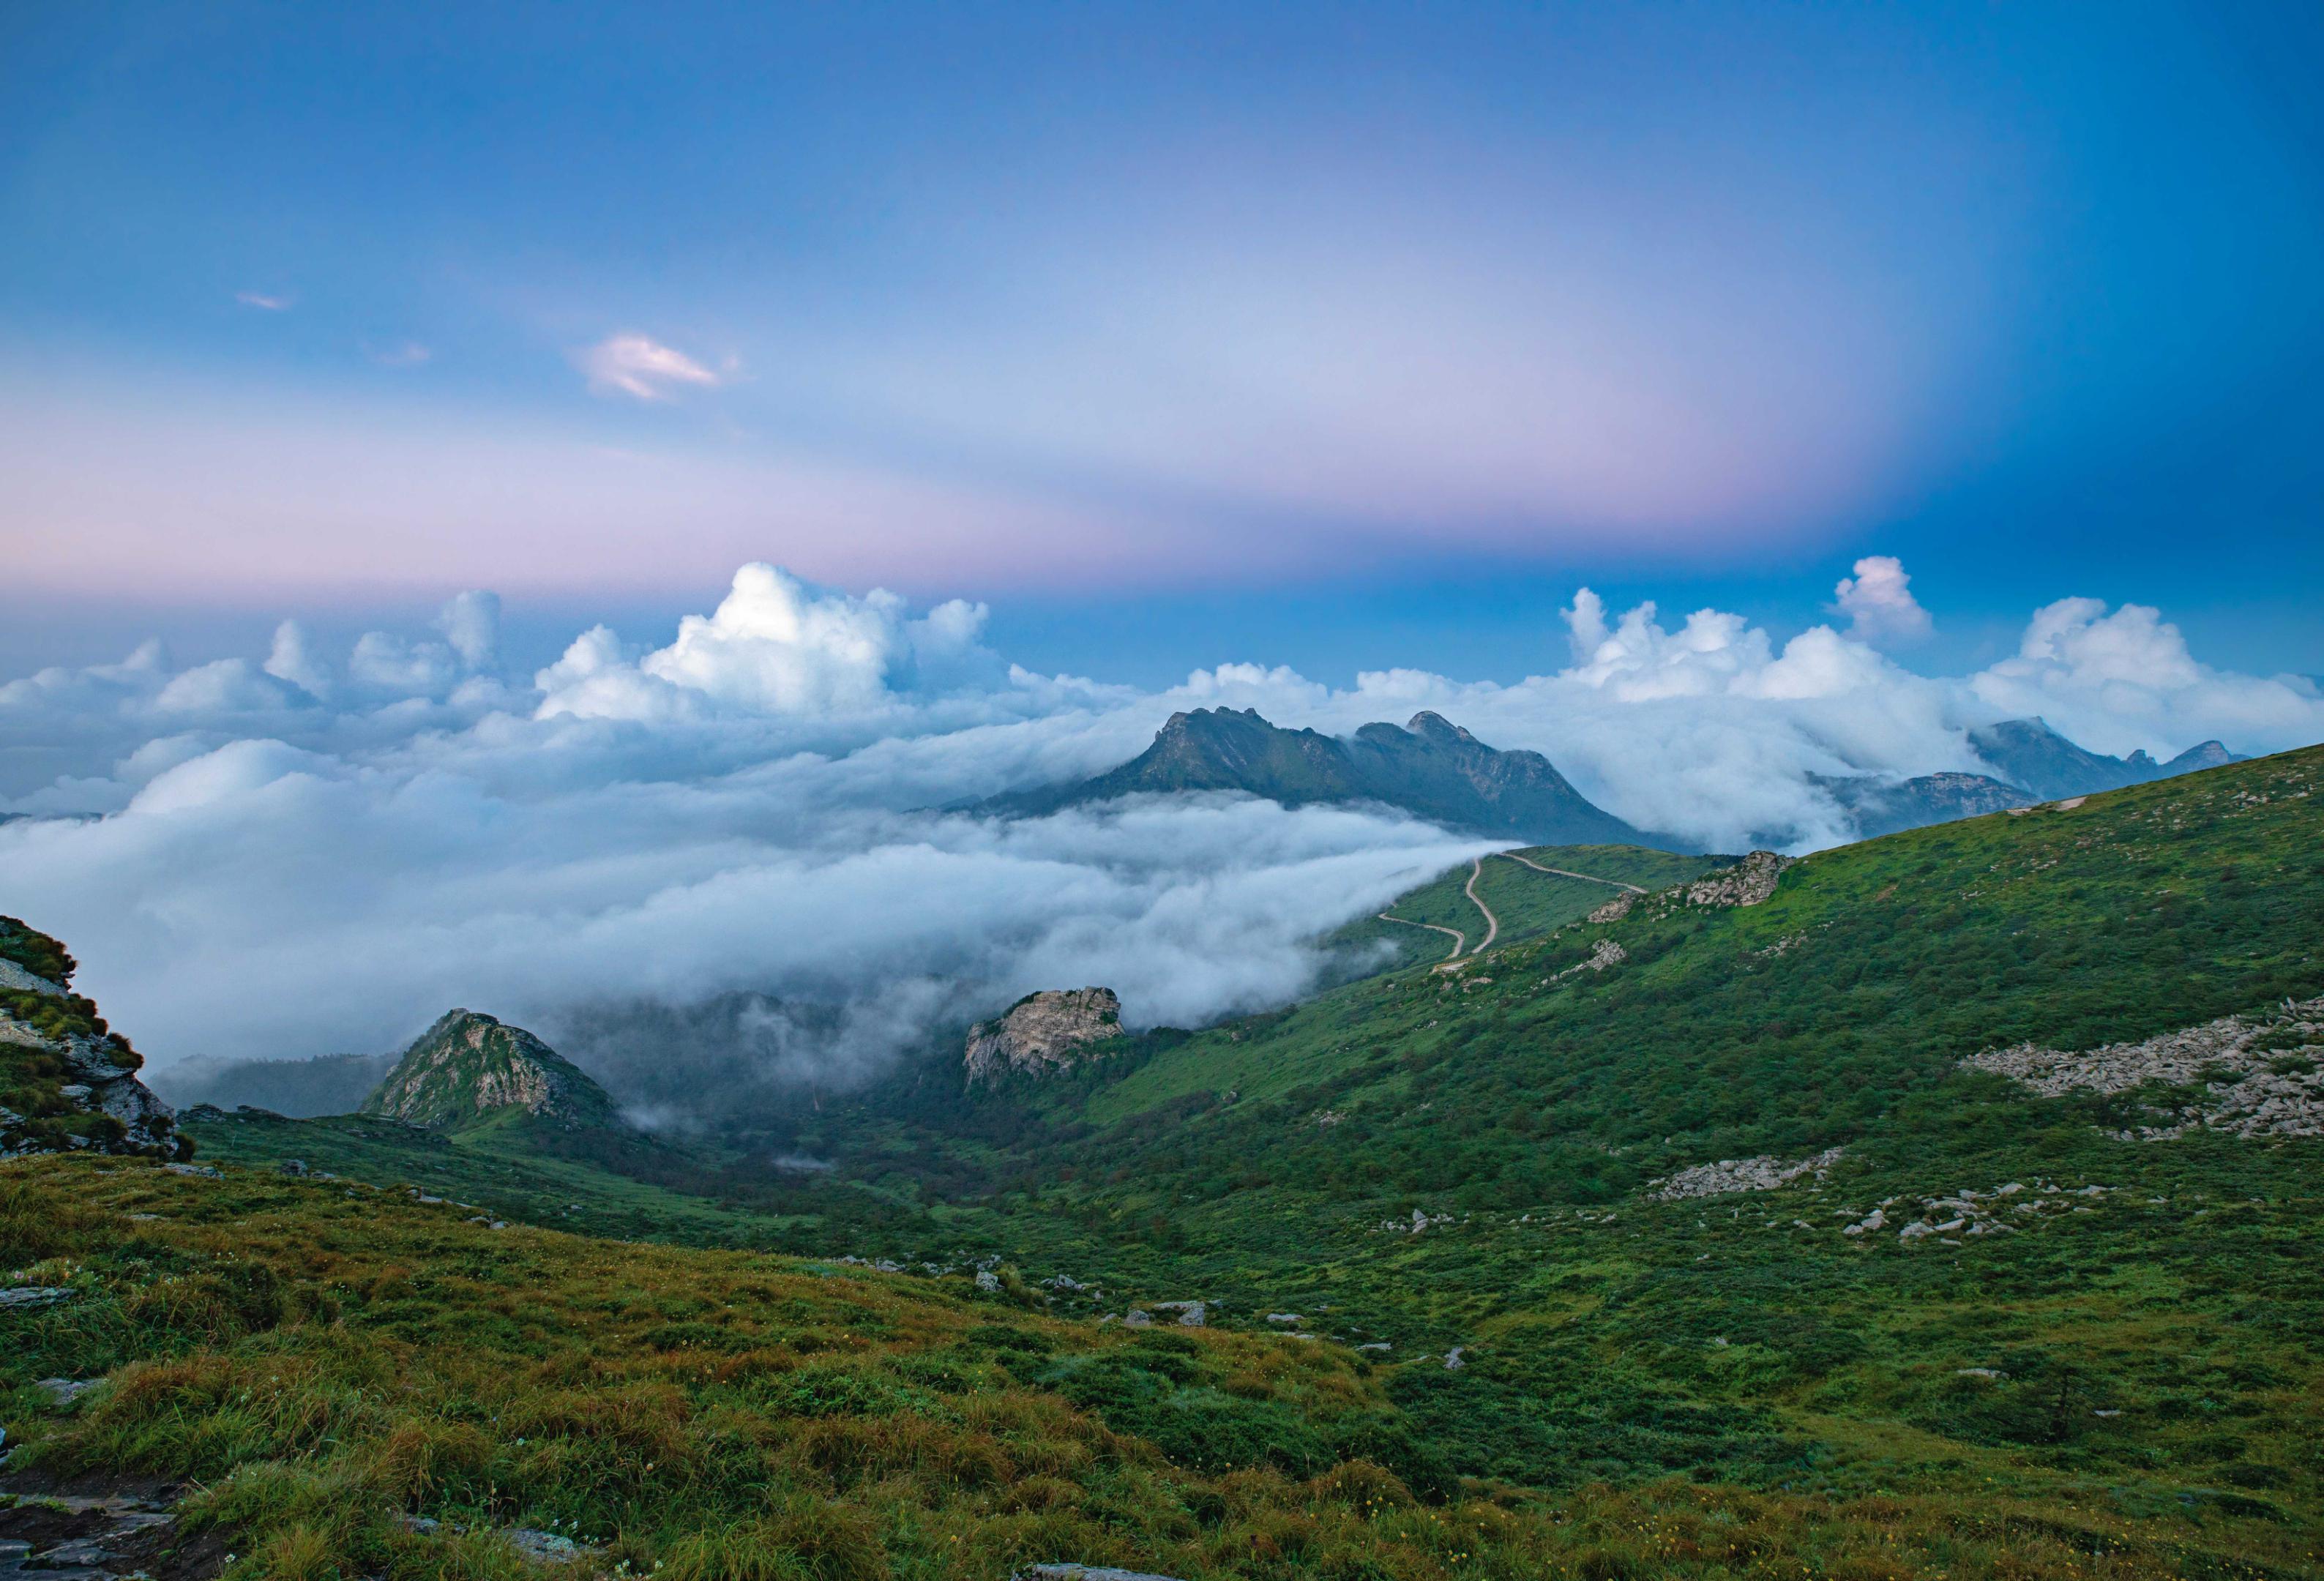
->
[4,1,2321,686]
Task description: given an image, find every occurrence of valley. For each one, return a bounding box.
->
[6,747,2323,1580]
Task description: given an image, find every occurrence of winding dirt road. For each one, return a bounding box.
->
[1462,857,1499,953]
[1495,851,1646,892]
[1376,911,1464,960]
[1383,852,1637,966]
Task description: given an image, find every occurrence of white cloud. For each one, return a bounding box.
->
[537,564,1004,722]
[435,590,501,670]
[575,332,729,401]
[264,621,333,698]
[1,561,2317,1118]
[371,341,432,367]
[1969,597,2319,758]
[1829,555,1933,645]
[235,291,292,311]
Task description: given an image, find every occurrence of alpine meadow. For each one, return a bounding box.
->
[4,7,2323,1581]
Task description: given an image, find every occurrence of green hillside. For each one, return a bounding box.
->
[1329,845,1719,977]
[9,747,2323,1580]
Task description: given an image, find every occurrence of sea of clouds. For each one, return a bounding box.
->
[2,558,2318,1110]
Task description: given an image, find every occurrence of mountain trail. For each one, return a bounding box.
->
[1495,851,1646,892]
[1463,857,1500,953]
[1377,912,1464,961]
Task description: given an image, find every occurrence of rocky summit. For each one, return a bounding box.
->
[359,1009,620,1132]
[0,916,183,1159]
[964,987,1125,1083]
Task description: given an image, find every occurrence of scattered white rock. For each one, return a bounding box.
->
[1965,997,2324,1140]
[1648,1146,1845,1200]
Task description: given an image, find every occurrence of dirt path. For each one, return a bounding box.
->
[1496,851,1646,892]
[1377,911,1465,961]
[1462,857,1499,953]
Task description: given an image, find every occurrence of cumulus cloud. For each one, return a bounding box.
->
[537,564,1003,722]
[1968,597,2319,758]
[575,332,729,401]
[1,560,2317,1124]
[1829,555,1932,645]
[264,620,334,698]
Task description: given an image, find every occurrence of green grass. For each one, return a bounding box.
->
[10,749,2324,1580]
[9,1155,2319,1581]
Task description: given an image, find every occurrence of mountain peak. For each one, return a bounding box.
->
[1404,711,1475,744]
[360,1009,619,1133]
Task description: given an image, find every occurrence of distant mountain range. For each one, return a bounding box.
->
[1967,717,2238,801]
[983,706,2244,849]
[984,706,1663,847]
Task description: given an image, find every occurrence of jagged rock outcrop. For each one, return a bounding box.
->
[1684,851,1792,908]
[361,1010,620,1132]
[964,988,1124,1083]
[0,915,184,1159]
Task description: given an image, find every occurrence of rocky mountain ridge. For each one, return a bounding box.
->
[1968,717,2238,801]
[984,707,1659,847]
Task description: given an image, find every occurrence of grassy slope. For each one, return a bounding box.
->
[182,1109,818,1247]
[13,752,2324,1579]
[1095,750,2324,1164]
[1327,845,1716,978]
[791,749,2324,1552]
[7,1155,2316,1581]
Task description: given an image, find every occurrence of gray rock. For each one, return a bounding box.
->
[504,1528,591,1565]
[0,958,67,998]
[1649,1146,1844,1201]
[1122,1309,1153,1328]
[965,988,1125,1083]
[1964,996,2324,1140]
[0,1285,74,1309]
[35,1377,101,1405]
[1012,1567,1189,1581]
[1684,851,1793,908]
